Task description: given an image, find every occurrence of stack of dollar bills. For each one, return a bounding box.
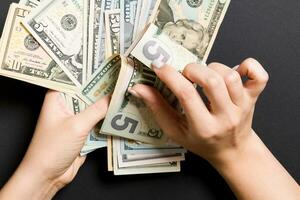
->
[0,0,230,175]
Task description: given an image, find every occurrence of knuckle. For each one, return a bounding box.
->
[177,85,196,103]
[160,65,173,75]
[199,130,221,144]
[155,67,163,77]
[242,57,259,67]
[195,122,219,141]
[205,75,223,88]
[184,63,197,75]
[208,62,223,69]
[258,71,269,85]
[146,97,160,112]
[183,63,203,79]
[225,70,241,84]
[144,93,166,115]
[201,131,216,140]
[225,115,240,132]
[70,120,86,135]
[141,87,160,105]
[241,57,269,85]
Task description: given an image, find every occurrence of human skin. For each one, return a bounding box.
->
[0,58,299,200]
[128,58,300,200]
[0,92,110,200]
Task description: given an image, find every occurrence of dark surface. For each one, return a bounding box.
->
[0,0,299,200]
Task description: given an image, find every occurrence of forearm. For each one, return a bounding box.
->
[0,163,59,200]
[212,131,300,200]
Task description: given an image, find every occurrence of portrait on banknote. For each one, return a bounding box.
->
[47,61,74,84]
[64,45,83,82]
[155,0,209,58]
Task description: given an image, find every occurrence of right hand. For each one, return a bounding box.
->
[129,58,269,165]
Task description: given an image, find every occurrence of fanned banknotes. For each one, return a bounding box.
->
[131,0,231,70]
[0,0,231,175]
[0,4,76,93]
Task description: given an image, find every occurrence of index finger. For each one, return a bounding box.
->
[152,64,211,122]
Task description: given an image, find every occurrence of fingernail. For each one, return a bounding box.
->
[233,65,240,70]
[128,88,142,99]
[151,59,165,69]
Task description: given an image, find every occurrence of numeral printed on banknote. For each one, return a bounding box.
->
[0,4,76,93]
[19,0,42,8]
[93,0,119,76]
[22,0,84,87]
[105,9,120,57]
[101,57,174,144]
[131,0,231,70]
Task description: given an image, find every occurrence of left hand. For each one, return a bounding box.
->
[0,91,110,200]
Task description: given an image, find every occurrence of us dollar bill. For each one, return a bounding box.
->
[105,9,120,58]
[116,142,185,168]
[93,0,119,76]
[81,122,107,156]
[78,54,121,105]
[112,0,120,9]
[0,3,76,93]
[103,13,121,171]
[130,0,160,45]
[101,57,173,144]
[62,93,107,156]
[86,0,102,78]
[120,138,186,155]
[131,0,231,70]
[131,0,142,40]
[120,0,139,54]
[22,0,84,87]
[83,0,91,82]
[133,0,157,38]
[112,137,180,175]
[116,137,186,168]
[118,151,184,168]
[85,123,107,146]
[19,0,42,8]
[131,23,198,71]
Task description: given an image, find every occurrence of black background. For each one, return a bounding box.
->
[0,1,299,199]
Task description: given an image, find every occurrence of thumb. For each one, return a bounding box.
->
[129,84,185,143]
[72,95,111,132]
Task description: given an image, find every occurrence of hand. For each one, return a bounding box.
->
[24,91,110,186]
[0,91,110,200]
[130,58,300,199]
[129,58,269,165]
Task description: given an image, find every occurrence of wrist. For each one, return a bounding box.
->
[18,160,61,198]
[209,130,267,172]
[208,130,300,199]
[0,162,60,200]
